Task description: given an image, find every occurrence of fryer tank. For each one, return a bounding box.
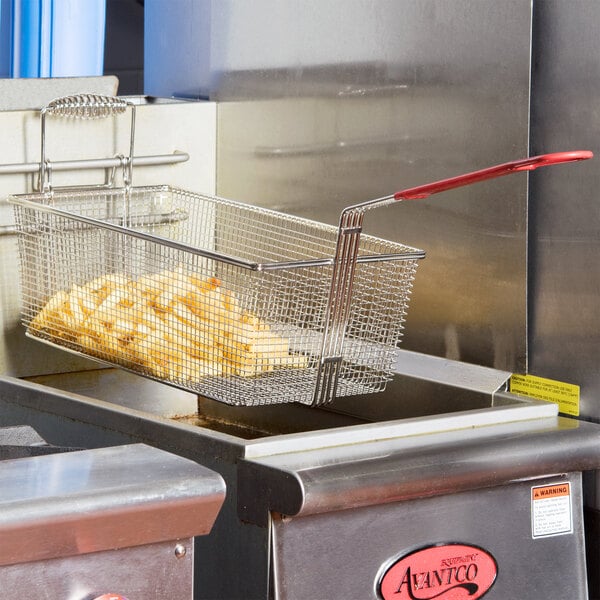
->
[0,349,598,599]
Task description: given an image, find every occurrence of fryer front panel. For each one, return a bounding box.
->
[271,473,587,600]
[0,539,194,600]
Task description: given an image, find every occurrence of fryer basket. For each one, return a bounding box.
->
[11,184,423,407]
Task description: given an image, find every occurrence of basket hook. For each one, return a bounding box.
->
[38,159,53,194]
[38,94,136,193]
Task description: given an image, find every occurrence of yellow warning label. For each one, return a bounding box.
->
[509,373,580,416]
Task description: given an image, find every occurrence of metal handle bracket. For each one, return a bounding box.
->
[40,94,136,193]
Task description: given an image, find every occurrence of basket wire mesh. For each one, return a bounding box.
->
[11,186,423,406]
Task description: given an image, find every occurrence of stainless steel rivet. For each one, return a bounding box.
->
[174,544,187,558]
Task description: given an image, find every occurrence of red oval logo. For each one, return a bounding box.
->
[378,543,497,600]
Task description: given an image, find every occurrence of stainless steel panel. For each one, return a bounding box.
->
[529,1,600,425]
[27,368,198,417]
[210,0,533,372]
[529,5,600,593]
[18,348,560,459]
[271,473,588,600]
[238,416,600,526]
[0,443,225,566]
[0,539,195,600]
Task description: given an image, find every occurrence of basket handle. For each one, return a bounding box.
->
[313,149,593,405]
[39,94,136,192]
[43,94,131,119]
[393,150,593,200]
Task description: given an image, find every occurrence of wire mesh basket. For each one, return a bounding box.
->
[11,182,423,407]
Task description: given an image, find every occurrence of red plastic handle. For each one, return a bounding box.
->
[393,150,593,200]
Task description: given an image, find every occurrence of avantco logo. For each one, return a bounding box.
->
[377,543,497,599]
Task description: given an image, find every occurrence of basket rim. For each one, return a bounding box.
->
[8,184,426,271]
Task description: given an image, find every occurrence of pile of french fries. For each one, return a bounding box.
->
[29,267,308,384]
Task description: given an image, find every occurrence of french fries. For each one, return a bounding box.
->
[29,268,308,384]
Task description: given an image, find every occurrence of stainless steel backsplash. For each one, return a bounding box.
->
[205,1,533,372]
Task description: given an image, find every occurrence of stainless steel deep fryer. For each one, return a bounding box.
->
[8,94,591,407]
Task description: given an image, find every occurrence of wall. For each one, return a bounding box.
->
[529,1,600,595]
[145,0,534,373]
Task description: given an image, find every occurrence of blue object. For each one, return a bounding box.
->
[0,0,13,76]
[10,0,106,78]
